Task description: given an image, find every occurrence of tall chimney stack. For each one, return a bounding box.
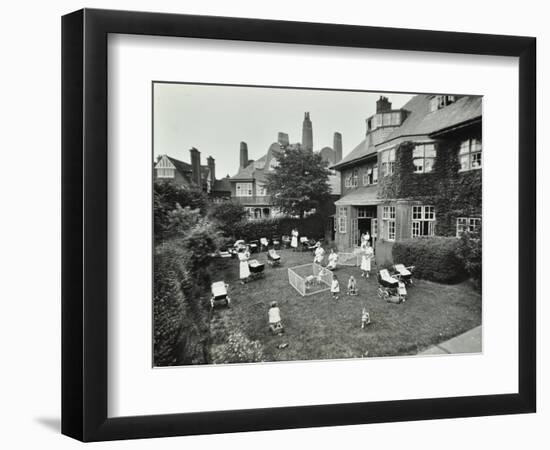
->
[302,112,313,152]
[189,147,201,186]
[376,96,392,113]
[333,132,342,163]
[207,156,215,184]
[277,132,289,147]
[240,142,249,169]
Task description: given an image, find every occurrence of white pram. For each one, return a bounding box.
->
[210,281,230,309]
[377,269,407,303]
[393,264,414,286]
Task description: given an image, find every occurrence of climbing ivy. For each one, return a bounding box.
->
[377,130,482,237]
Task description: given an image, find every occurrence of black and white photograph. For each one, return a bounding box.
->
[153,83,482,366]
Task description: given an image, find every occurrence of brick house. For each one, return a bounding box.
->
[154,148,231,201]
[230,113,342,221]
[331,94,482,264]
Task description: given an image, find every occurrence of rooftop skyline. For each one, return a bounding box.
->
[153,83,414,177]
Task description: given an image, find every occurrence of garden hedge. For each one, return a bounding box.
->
[230,214,326,242]
[392,237,466,283]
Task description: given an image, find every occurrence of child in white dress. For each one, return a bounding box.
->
[238,248,250,283]
[331,274,340,300]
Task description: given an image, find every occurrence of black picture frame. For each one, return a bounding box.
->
[62,8,536,442]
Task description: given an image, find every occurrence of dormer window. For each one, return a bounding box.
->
[367,111,402,133]
[429,95,456,112]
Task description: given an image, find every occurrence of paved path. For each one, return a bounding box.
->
[419,326,482,355]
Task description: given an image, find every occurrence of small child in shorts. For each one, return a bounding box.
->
[331,274,340,300]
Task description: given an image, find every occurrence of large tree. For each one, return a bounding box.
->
[264,145,331,218]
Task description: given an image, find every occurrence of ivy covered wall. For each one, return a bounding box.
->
[377,124,482,237]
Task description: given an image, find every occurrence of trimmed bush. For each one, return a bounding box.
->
[392,237,466,283]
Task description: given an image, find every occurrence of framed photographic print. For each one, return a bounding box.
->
[62,8,536,442]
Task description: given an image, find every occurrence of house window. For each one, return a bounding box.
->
[256,183,267,196]
[352,169,358,187]
[156,168,175,178]
[236,182,253,197]
[362,165,377,186]
[429,95,456,112]
[459,138,482,171]
[338,207,347,234]
[357,207,374,218]
[413,143,436,173]
[381,148,395,177]
[382,206,396,241]
[456,217,481,236]
[411,205,436,237]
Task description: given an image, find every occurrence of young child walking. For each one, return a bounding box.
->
[347,275,358,296]
[331,274,340,301]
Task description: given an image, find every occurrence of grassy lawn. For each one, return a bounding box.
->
[208,248,481,363]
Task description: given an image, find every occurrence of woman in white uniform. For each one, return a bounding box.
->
[313,243,325,264]
[238,247,251,283]
[360,242,374,278]
[290,228,299,251]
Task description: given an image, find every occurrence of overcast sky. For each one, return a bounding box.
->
[153,83,414,177]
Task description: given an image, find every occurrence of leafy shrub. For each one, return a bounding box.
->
[154,181,209,241]
[392,237,466,283]
[455,228,482,290]
[153,243,210,366]
[208,201,247,237]
[211,331,264,364]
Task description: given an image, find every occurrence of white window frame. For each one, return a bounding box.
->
[338,207,348,234]
[381,148,395,177]
[456,217,481,236]
[413,143,436,173]
[236,182,253,197]
[459,138,482,171]
[411,205,436,237]
[382,206,396,241]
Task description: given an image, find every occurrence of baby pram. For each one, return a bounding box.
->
[393,264,414,286]
[210,281,230,309]
[248,259,265,281]
[377,269,407,303]
[267,249,281,267]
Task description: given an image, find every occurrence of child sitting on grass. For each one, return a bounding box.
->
[331,274,340,301]
[361,308,371,329]
[347,275,358,296]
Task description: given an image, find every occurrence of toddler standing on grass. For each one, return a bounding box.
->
[347,275,358,296]
[331,274,340,301]
[361,308,371,329]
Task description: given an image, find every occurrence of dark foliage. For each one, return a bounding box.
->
[153,243,211,366]
[230,214,326,243]
[208,201,248,238]
[378,129,482,237]
[392,237,466,283]
[455,227,482,291]
[264,144,332,219]
[154,180,209,241]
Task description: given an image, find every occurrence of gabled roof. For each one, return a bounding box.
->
[382,95,482,144]
[331,138,376,169]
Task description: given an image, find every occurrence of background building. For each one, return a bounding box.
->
[154,148,231,200]
[230,113,342,220]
